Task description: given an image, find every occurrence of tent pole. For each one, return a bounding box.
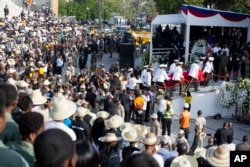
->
[150,23,153,64]
[184,24,190,63]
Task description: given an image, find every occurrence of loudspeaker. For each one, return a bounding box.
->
[119,43,134,69]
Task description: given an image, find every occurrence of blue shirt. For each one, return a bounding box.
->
[157,148,178,161]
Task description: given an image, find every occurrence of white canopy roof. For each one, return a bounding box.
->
[151,14,186,25]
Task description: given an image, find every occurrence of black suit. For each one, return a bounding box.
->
[214,127,228,145]
[103,98,117,116]
[119,93,131,122]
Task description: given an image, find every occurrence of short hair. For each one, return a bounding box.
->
[0,84,18,107]
[17,94,33,111]
[243,135,248,142]
[34,129,75,167]
[197,110,202,115]
[177,142,188,155]
[75,141,99,167]
[0,89,6,116]
[122,153,159,167]
[19,112,44,139]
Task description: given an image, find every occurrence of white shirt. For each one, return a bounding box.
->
[158,99,167,113]
[225,143,236,151]
[172,66,183,81]
[153,154,164,167]
[153,68,169,82]
[56,58,63,67]
[169,63,176,74]
[141,69,147,82]
[127,77,138,90]
[143,71,152,87]
[188,63,199,79]
[45,120,77,141]
[203,61,213,73]
[199,61,204,70]
[141,94,150,111]
[195,117,206,132]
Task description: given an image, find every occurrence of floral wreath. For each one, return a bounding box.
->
[219,82,237,109]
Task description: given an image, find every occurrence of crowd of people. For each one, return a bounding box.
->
[0,5,250,167]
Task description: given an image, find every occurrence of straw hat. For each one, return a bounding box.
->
[140,132,161,146]
[7,78,17,86]
[161,135,171,145]
[76,107,89,117]
[170,155,198,167]
[105,115,124,129]
[194,147,207,159]
[150,114,158,119]
[7,58,15,66]
[43,79,51,86]
[17,80,29,88]
[96,111,110,119]
[29,89,47,105]
[49,97,76,120]
[206,145,230,167]
[122,127,140,142]
[158,89,165,95]
[98,132,122,143]
[134,124,148,136]
[88,112,97,126]
[120,122,134,131]
[199,132,206,140]
[7,68,16,74]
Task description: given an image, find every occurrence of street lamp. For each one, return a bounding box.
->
[86,7,90,20]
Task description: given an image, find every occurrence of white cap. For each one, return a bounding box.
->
[159,64,165,68]
[128,68,133,72]
[209,57,214,61]
[178,62,183,65]
[179,129,185,134]
[143,65,149,68]
[183,103,189,108]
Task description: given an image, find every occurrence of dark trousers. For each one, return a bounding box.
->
[125,110,130,122]
[157,111,163,123]
[181,127,190,141]
[162,118,172,136]
[203,72,211,86]
[135,110,143,124]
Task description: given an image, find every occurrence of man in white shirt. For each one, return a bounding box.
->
[203,57,214,86]
[153,64,169,92]
[168,59,178,74]
[172,62,184,95]
[141,65,149,89]
[127,73,139,90]
[185,60,200,92]
[143,68,153,89]
[195,110,206,147]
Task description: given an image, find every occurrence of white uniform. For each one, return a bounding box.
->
[141,69,147,82]
[143,71,152,87]
[203,61,213,73]
[172,66,183,81]
[168,63,176,74]
[153,68,169,82]
[188,63,199,79]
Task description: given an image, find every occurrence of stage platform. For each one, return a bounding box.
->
[170,81,234,119]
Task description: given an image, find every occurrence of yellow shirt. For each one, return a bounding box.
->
[184,96,192,104]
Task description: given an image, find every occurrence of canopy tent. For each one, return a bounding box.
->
[150,4,250,63]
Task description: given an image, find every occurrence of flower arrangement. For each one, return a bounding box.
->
[219,82,237,109]
[219,79,250,111]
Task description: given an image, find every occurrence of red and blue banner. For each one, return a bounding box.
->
[181,4,250,22]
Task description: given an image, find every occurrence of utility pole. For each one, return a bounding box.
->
[98,0,101,31]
